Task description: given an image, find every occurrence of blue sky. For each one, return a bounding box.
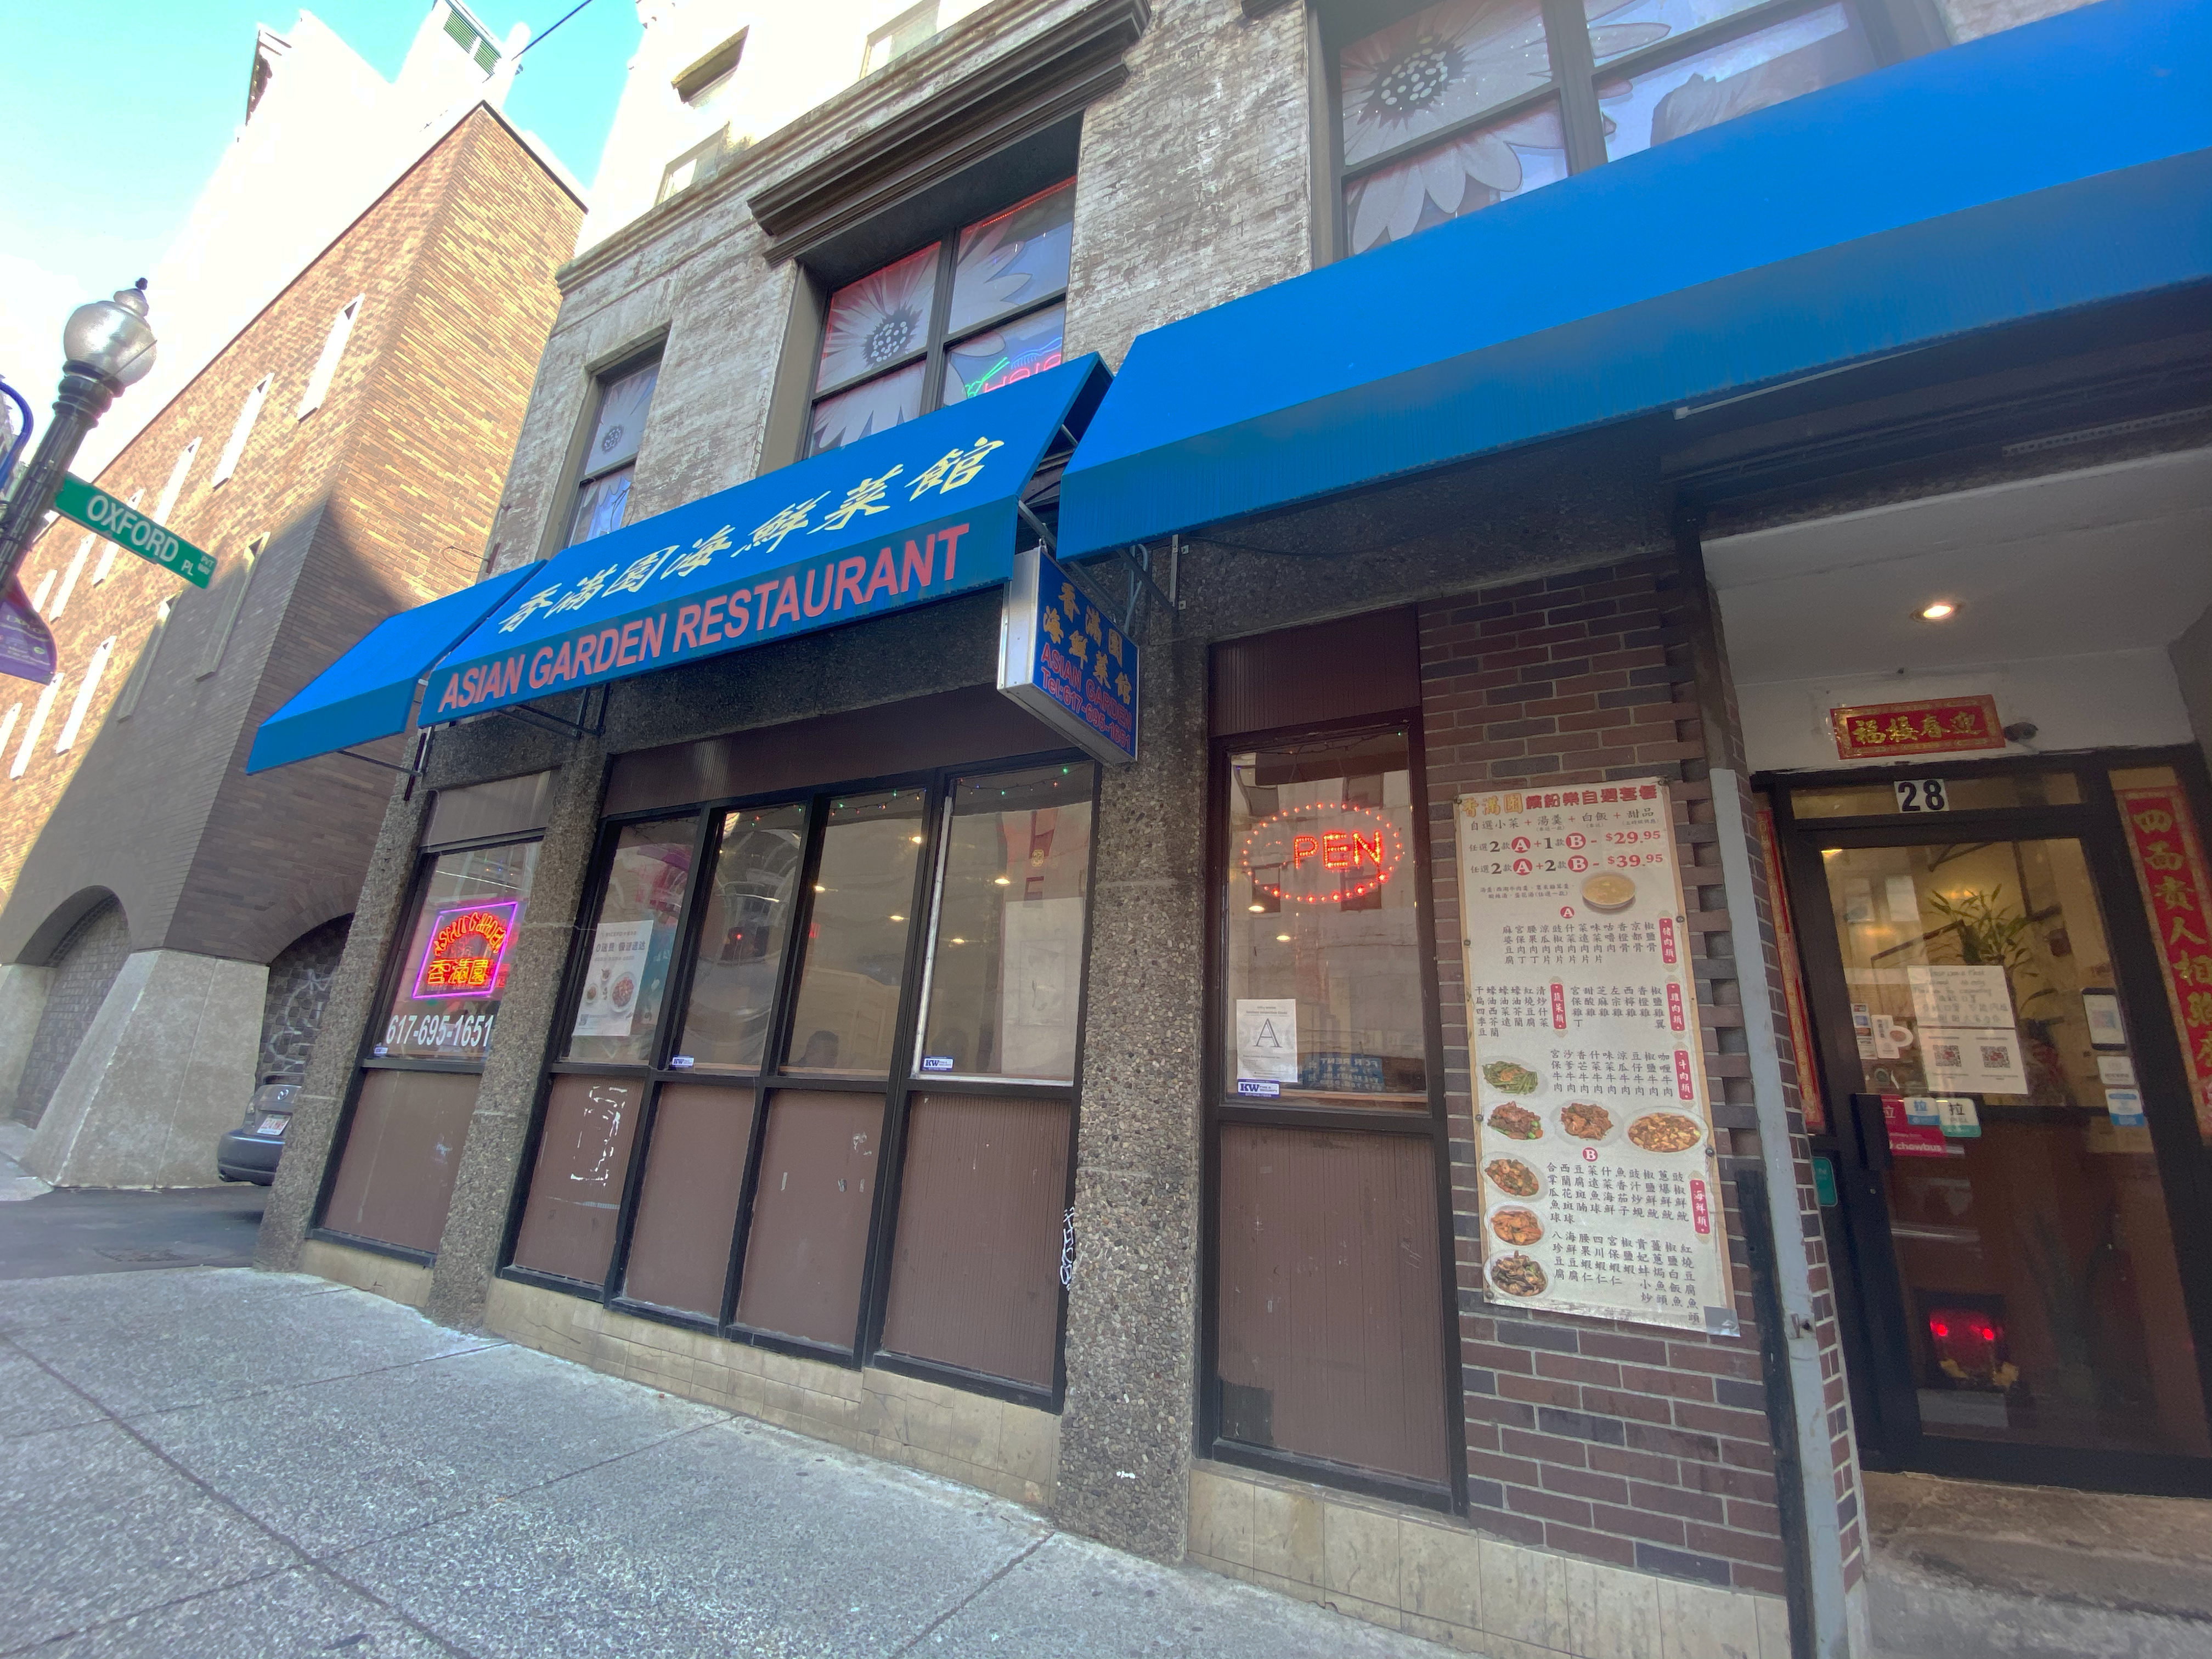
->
[0,0,637,386]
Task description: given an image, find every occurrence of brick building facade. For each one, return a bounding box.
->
[252,2,2212,1657]
[0,101,579,1185]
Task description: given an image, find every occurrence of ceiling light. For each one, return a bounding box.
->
[909,834,924,844]
[1276,933,1292,943]
[1248,903,1266,913]
[950,937,966,945]
[889,914,905,922]
[993,876,1010,885]
[1917,601,1957,621]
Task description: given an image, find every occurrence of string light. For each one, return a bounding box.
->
[1237,803,1406,906]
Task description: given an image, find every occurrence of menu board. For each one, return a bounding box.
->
[1455,780,1739,1335]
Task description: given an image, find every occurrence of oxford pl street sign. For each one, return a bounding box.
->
[52,474,216,588]
[421,356,1112,723]
[996,545,1137,765]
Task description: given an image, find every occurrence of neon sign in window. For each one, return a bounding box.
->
[411,900,520,1000]
[1239,804,1406,905]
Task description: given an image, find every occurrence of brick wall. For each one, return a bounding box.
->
[1417,555,1806,1597]
[9,898,129,1127]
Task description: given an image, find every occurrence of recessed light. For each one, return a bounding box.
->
[1248,903,1266,913]
[994,876,1011,885]
[1917,601,1957,621]
[1276,933,1292,943]
[889,914,905,922]
[909,834,924,844]
[950,937,966,945]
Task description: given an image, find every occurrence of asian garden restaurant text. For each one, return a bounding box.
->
[251,3,2212,1656]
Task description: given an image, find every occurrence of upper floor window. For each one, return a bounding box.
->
[863,1,939,75]
[674,30,747,108]
[212,374,273,486]
[297,297,363,419]
[566,356,661,547]
[1330,0,1882,256]
[154,438,199,524]
[808,177,1074,456]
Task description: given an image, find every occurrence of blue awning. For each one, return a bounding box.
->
[424,354,1110,723]
[245,563,545,774]
[1058,0,2212,557]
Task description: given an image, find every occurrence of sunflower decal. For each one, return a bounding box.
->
[816,242,941,395]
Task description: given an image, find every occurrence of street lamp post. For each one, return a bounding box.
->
[0,280,158,596]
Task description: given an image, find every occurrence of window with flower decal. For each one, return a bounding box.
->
[1329,0,1904,257]
[808,179,1074,455]
[566,354,662,548]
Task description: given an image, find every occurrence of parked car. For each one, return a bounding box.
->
[217,1080,298,1184]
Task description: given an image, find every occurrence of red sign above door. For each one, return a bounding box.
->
[1829,695,2005,760]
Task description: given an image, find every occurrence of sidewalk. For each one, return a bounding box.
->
[0,1267,1460,1658]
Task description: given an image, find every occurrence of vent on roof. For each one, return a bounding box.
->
[443,5,475,48]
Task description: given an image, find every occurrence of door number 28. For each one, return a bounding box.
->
[1894,778,1949,812]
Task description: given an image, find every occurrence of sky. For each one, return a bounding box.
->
[0,0,640,398]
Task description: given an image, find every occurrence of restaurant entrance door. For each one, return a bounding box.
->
[1768,755,2212,1496]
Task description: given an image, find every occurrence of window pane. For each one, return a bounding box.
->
[678,805,808,1070]
[918,764,1095,1082]
[1217,1125,1449,1484]
[1584,0,1755,63]
[512,1075,645,1285]
[622,1082,757,1316]
[566,819,695,1065]
[947,180,1075,335]
[1339,0,1554,169]
[376,842,540,1063]
[784,789,928,1075]
[809,360,927,456]
[1599,3,1874,160]
[817,242,940,396]
[881,1093,1070,1388]
[736,1090,881,1347]
[1344,101,1566,255]
[322,1070,479,1254]
[1223,731,1429,1106]
[568,464,633,546]
[588,362,658,472]
[940,304,1067,408]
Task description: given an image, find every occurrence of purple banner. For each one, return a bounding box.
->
[0,580,56,685]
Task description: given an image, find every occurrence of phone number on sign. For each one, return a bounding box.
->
[383,1011,497,1053]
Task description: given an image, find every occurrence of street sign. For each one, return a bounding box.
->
[51,473,215,588]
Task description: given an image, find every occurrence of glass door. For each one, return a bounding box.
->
[1773,759,2212,1496]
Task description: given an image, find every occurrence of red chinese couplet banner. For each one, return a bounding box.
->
[1828,695,2004,760]
[1756,800,1826,1135]
[2115,782,2212,1142]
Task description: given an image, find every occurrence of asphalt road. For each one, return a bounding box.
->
[0,1183,266,1280]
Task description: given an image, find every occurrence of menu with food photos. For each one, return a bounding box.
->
[1455,779,1739,1335]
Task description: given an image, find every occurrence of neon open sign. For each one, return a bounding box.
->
[1238,804,1406,905]
[411,900,520,999]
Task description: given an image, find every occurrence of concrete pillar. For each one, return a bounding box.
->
[426,741,611,1329]
[0,961,53,1121]
[1052,622,1209,1560]
[23,949,268,1187]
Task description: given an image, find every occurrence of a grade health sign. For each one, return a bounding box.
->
[1454,778,1739,1335]
[52,473,216,588]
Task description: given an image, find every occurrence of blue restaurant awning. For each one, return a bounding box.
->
[245,562,545,774]
[422,354,1110,723]
[1057,0,2212,557]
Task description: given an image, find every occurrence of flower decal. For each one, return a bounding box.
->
[1339,0,1553,167]
[1345,103,1568,253]
[808,360,925,456]
[816,242,940,396]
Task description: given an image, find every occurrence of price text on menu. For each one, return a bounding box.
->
[1454,778,1739,1335]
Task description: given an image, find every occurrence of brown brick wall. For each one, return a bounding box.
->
[1417,556,1797,1596]
[0,106,579,968]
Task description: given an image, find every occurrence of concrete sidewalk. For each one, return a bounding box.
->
[0,1267,1460,1658]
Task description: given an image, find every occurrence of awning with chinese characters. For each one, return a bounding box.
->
[422,354,1110,723]
[245,561,546,774]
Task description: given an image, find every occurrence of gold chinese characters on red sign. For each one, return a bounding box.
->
[1829,695,2004,760]
[2115,782,2212,1142]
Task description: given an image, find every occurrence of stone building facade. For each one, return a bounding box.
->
[256,1,2212,1657]
[0,101,580,1184]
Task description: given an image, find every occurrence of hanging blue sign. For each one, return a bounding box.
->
[424,356,1110,723]
[996,546,1137,765]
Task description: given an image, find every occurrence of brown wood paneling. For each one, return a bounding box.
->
[736,1090,883,1347]
[424,770,559,849]
[605,686,1063,816]
[622,1083,757,1316]
[881,1093,1070,1388]
[1210,607,1420,738]
[512,1075,645,1285]
[1216,1123,1449,1485]
[323,1070,480,1254]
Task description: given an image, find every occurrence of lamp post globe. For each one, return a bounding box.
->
[0,279,160,597]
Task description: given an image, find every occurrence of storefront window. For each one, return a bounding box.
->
[320,1070,479,1254]
[782,789,928,1075]
[374,842,540,1062]
[1222,730,1427,1108]
[736,1090,882,1346]
[565,819,695,1066]
[511,1075,645,1286]
[676,805,806,1070]
[917,764,1096,1082]
[621,1084,757,1316]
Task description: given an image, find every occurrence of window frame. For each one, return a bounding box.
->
[554,345,665,555]
[1200,706,1469,1513]
[800,177,1076,458]
[499,750,1101,1412]
[308,828,548,1266]
[1322,0,1927,258]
